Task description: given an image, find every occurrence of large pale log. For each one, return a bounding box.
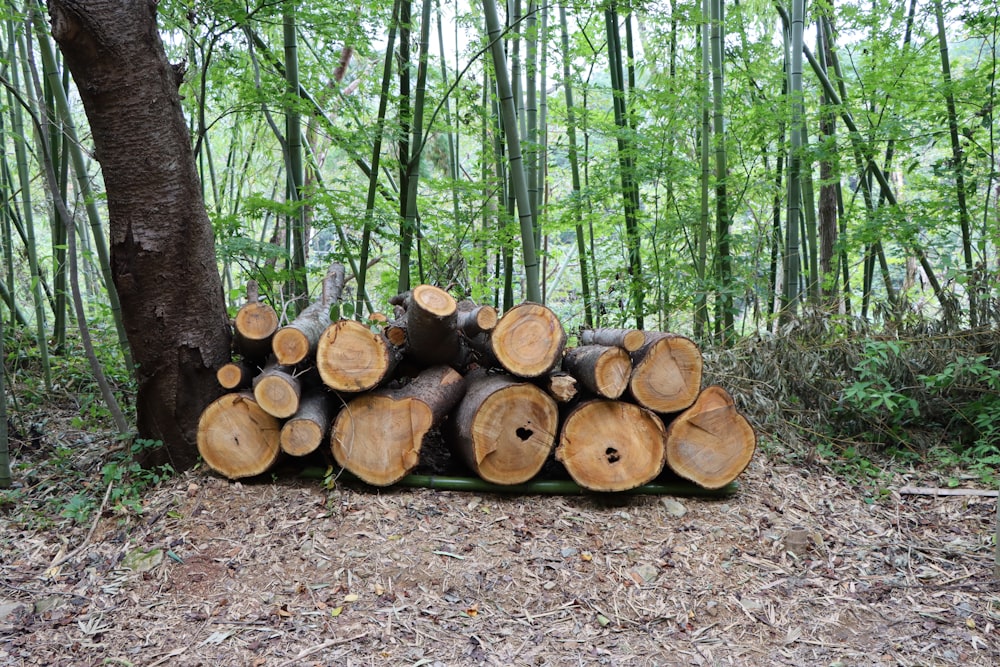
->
[450,371,558,485]
[272,263,346,366]
[490,302,566,377]
[316,319,401,392]
[331,366,466,486]
[579,327,646,353]
[280,393,338,457]
[555,400,667,492]
[562,345,632,399]
[197,393,281,479]
[664,385,756,489]
[252,361,302,419]
[233,281,279,361]
[629,332,703,413]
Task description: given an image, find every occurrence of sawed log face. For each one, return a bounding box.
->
[197,393,281,479]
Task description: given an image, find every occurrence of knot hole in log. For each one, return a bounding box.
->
[515,426,533,441]
[605,447,621,463]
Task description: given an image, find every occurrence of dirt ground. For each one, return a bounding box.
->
[1,435,999,666]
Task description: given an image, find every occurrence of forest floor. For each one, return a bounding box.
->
[1,408,999,666]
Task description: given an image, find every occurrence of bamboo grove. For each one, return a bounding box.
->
[1,1,999,430]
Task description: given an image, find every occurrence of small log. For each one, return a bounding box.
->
[272,263,346,365]
[629,332,703,413]
[579,327,646,353]
[233,281,279,361]
[405,284,461,367]
[664,385,756,490]
[280,392,338,457]
[450,371,558,485]
[490,302,566,378]
[330,366,466,486]
[543,371,578,403]
[457,301,498,337]
[197,393,281,479]
[316,319,401,392]
[555,400,668,492]
[216,360,256,390]
[562,345,632,399]
[252,361,302,418]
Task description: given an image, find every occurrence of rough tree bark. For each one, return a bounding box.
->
[49,1,232,469]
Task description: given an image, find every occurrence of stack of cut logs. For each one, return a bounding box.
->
[197,265,756,492]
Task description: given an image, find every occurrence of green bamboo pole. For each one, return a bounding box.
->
[9,22,51,390]
[558,3,593,327]
[696,0,712,339]
[357,0,400,318]
[0,291,8,488]
[283,4,308,309]
[30,13,133,372]
[301,467,739,497]
[710,0,733,342]
[781,0,804,321]
[484,0,541,303]
[525,0,539,251]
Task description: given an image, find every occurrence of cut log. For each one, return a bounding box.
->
[331,366,466,486]
[216,360,256,390]
[490,302,566,378]
[316,319,401,392]
[280,392,338,457]
[404,284,461,367]
[233,281,279,361]
[252,361,301,418]
[629,332,703,413]
[272,263,346,366]
[562,345,632,399]
[579,327,646,353]
[457,301,498,337]
[664,385,755,489]
[197,393,281,479]
[450,371,558,485]
[555,400,667,492]
[543,371,578,403]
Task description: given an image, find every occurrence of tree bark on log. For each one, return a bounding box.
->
[490,302,566,377]
[403,284,461,367]
[234,281,280,361]
[562,345,632,399]
[197,393,281,479]
[579,327,646,353]
[330,366,466,486]
[252,361,301,418]
[272,263,345,365]
[450,371,558,484]
[629,332,703,413]
[555,400,668,492]
[664,385,756,489]
[280,392,337,456]
[316,319,401,392]
[457,301,498,337]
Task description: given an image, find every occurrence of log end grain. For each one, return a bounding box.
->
[280,419,325,457]
[197,393,281,479]
[555,400,667,492]
[412,284,457,318]
[253,372,301,419]
[665,385,756,489]
[272,327,311,366]
[317,320,397,393]
[629,334,703,413]
[490,302,567,378]
[331,395,431,486]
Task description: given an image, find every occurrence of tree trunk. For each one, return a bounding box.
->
[50,0,232,470]
[629,333,703,413]
[316,319,402,392]
[197,393,281,479]
[664,385,755,489]
[555,399,667,492]
[330,365,466,486]
[562,345,631,399]
[450,371,558,485]
[280,392,337,457]
[489,302,566,378]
